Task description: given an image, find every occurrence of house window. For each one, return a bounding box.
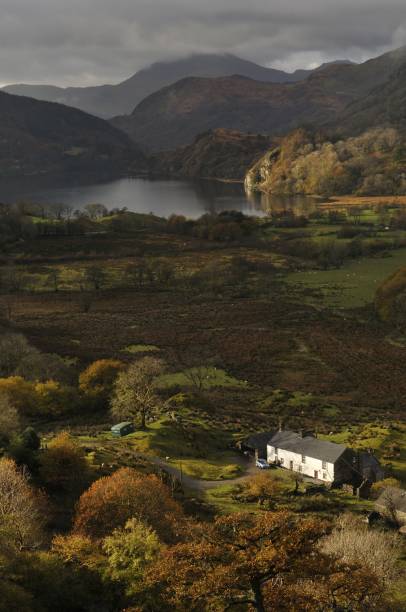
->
[301,455,306,464]
[274,448,278,456]
[323,472,327,480]
[280,457,284,465]
[298,464,302,473]
[322,460,327,470]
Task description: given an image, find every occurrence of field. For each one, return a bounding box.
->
[2,204,405,474]
[1,200,405,608]
[287,248,406,308]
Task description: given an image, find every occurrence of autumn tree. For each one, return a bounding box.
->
[39,432,89,495]
[146,511,326,611]
[0,458,44,551]
[111,357,166,429]
[79,359,124,407]
[73,467,182,541]
[0,376,37,416]
[240,471,286,506]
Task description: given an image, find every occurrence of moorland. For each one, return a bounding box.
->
[0,195,405,610]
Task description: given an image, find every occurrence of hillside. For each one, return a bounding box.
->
[2,53,320,119]
[0,91,145,177]
[333,62,406,136]
[112,74,352,152]
[245,127,406,196]
[151,128,271,180]
[112,45,406,153]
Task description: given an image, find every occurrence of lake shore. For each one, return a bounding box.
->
[319,195,406,208]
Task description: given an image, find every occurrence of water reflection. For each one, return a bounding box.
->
[245,189,319,217]
[0,175,317,219]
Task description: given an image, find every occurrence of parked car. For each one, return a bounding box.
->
[256,458,270,469]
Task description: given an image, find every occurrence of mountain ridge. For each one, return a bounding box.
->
[111,45,406,153]
[2,53,354,119]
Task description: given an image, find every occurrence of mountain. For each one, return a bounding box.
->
[112,45,406,153]
[111,73,353,152]
[151,128,271,180]
[2,54,311,119]
[0,91,145,178]
[332,62,406,136]
[290,59,355,81]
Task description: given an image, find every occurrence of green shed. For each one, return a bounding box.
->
[111,422,135,437]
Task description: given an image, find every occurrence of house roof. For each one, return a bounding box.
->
[244,431,276,450]
[268,430,347,464]
[376,487,406,514]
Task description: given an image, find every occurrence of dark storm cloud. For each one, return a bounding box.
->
[2,0,406,86]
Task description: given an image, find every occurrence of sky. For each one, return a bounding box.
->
[2,0,406,87]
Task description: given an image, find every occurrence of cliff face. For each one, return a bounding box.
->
[152,129,271,180]
[245,127,406,197]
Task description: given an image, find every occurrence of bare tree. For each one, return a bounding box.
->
[84,203,108,220]
[85,266,106,291]
[111,357,166,429]
[382,489,401,528]
[0,333,39,377]
[0,393,20,443]
[0,458,44,551]
[46,268,60,293]
[321,513,401,586]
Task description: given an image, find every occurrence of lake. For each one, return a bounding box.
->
[0,176,318,219]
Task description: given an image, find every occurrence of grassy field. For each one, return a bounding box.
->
[287,248,406,309]
[74,408,244,481]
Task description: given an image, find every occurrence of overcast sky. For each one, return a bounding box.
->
[2,0,406,87]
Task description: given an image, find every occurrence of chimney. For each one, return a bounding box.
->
[278,418,283,432]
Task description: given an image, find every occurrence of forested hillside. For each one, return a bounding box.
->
[245,125,406,196]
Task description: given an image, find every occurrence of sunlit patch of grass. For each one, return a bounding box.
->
[320,423,406,483]
[157,367,247,390]
[122,344,160,354]
[169,458,241,480]
[287,248,406,308]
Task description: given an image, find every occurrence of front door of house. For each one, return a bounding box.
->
[289,460,293,470]
[314,470,319,479]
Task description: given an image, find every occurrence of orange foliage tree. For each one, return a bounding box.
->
[73,467,182,541]
[79,359,124,407]
[145,511,386,611]
[145,511,325,611]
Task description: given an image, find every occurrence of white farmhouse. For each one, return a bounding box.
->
[267,430,356,484]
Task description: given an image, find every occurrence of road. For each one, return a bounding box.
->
[138,453,258,491]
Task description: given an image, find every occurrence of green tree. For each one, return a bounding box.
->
[103,518,161,595]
